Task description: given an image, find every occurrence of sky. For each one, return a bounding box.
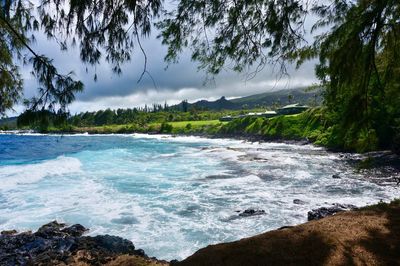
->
[11,7,319,116]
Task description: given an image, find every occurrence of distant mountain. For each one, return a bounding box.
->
[189,96,239,110]
[230,87,321,108]
[174,87,321,111]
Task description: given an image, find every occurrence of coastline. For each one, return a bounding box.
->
[3,129,400,184]
[2,200,399,265]
[176,200,400,266]
[1,132,400,265]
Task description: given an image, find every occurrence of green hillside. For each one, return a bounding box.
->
[174,87,322,111]
[230,88,321,108]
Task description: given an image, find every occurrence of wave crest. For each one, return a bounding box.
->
[0,156,82,189]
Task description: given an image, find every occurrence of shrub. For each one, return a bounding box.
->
[160,122,173,133]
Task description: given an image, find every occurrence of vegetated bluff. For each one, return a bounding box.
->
[173,88,321,111]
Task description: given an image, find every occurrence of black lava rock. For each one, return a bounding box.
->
[0,221,147,266]
[239,209,266,217]
[293,199,306,205]
[307,204,358,221]
[61,223,87,237]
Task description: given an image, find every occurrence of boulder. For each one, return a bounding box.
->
[239,209,266,217]
[308,204,357,221]
[1,230,17,236]
[61,223,87,237]
[293,199,306,205]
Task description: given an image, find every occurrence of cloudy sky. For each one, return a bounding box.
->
[13,11,318,115]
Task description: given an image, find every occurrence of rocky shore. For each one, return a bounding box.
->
[2,201,399,265]
[0,221,168,266]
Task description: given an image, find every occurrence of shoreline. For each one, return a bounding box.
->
[176,200,400,266]
[2,129,400,183]
[2,200,399,265]
[0,134,400,265]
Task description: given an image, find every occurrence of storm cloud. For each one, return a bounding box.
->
[17,22,318,115]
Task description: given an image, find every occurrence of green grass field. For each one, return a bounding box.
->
[151,120,223,128]
[59,120,226,134]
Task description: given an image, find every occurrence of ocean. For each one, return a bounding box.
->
[0,133,397,260]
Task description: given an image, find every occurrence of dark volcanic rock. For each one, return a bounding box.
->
[0,221,148,266]
[81,235,137,254]
[61,223,87,237]
[1,230,17,236]
[308,204,358,221]
[239,209,266,217]
[293,199,306,205]
[332,174,341,179]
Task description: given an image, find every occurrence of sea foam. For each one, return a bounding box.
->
[0,134,398,261]
[0,156,82,190]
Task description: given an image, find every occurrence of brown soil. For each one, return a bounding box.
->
[57,253,169,266]
[176,201,400,266]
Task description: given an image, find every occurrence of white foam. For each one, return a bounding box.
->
[0,135,398,261]
[0,156,82,190]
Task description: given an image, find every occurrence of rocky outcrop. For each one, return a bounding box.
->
[0,221,165,266]
[238,209,266,217]
[293,199,307,205]
[307,203,358,221]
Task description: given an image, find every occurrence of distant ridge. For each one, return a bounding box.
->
[0,117,17,128]
[175,87,321,110]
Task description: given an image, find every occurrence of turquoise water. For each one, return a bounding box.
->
[0,133,398,260]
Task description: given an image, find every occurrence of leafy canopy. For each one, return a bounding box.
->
[0,0,161,116]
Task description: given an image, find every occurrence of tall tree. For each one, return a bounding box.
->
[159,0,400,150]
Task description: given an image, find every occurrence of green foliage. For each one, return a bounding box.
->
[245,118,267,134]
[0,125,9,131]
[360,199,400,212]
[160,122,173,133]
[67,108,262,127]
[158,0,306,74]
[158,0,400,153]
[220,108,377,152]
[17,110,69,131]
[219,108,381,152]
[298,1,400,153]
[0,0,161,115]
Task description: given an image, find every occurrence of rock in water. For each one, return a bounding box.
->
[308,204,358,221]
[239,209,266,217]
[332,174,341,179]
[293,199,306,205]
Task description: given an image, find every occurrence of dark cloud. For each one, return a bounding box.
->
[17,24,318,114]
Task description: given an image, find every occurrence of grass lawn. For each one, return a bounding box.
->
[159,120,224,128]
[64,120,226,134]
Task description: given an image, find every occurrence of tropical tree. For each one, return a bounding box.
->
[159,0,400,151]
